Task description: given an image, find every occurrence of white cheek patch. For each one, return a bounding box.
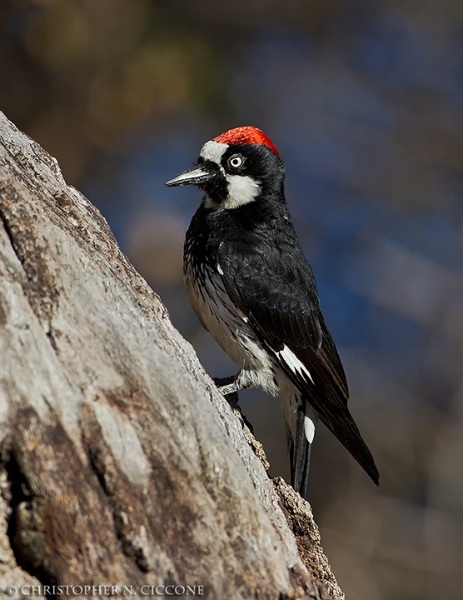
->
[204,174,261,210]
[200,140,228,164]
[221,175,261,209]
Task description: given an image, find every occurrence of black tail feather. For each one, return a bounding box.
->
[289,406,316,500]
[321,402,380,486]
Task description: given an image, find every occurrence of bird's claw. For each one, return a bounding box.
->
[213,375,239,396]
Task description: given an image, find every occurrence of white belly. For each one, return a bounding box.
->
[184,263,278,395]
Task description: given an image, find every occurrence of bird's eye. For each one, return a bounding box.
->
[227,154,244,169]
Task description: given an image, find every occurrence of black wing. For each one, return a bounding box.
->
[217,232,379,485]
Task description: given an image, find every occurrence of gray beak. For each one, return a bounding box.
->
[165,164,215,187]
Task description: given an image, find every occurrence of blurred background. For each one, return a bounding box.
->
[1,1,462,598]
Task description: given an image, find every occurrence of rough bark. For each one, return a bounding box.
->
[0,112,344,600]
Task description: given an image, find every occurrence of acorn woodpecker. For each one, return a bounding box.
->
[165,126,379,497]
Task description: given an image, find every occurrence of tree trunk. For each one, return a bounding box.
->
[0,112,344,600]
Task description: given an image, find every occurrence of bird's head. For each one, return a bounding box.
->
[165,126,285,209]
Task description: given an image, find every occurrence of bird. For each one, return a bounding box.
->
[165,126,379,498]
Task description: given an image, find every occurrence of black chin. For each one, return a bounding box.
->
[200,174,228,204]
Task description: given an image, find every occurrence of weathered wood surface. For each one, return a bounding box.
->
[0,112,343,600]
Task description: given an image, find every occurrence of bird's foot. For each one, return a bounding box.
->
[214,375,240,396]
[213,373,255,434]
[214,375,240,419]
[214,370,256,396]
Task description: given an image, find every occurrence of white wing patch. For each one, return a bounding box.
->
[278,345,314,385]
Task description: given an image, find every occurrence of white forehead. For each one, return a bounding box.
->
[200,140,229,164]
